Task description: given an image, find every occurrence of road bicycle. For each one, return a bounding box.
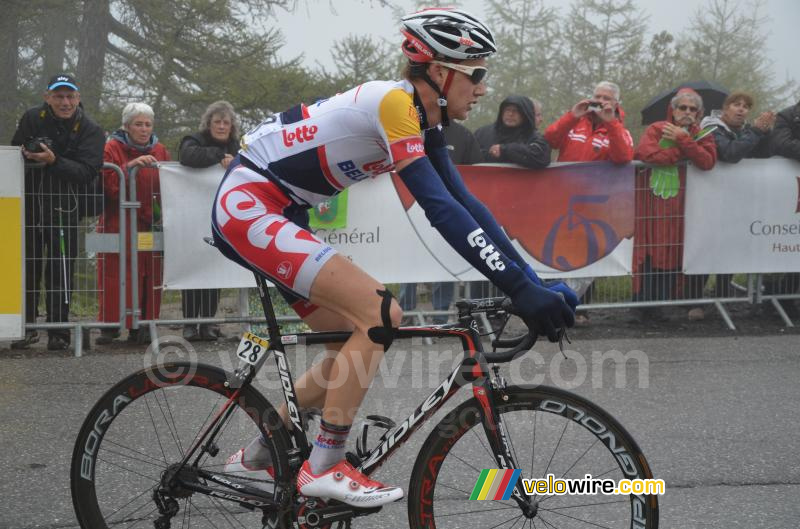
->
[71,271,659,528]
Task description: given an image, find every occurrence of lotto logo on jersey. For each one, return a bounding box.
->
[282,125,318,147]
[406,142,425,154]
[467,228,506,271]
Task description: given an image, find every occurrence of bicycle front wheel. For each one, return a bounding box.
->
[408,385,658,529]
[71,362,292,528]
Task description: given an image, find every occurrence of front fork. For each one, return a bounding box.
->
[472,371,536,514]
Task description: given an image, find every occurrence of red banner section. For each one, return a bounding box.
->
[392,162,635,272]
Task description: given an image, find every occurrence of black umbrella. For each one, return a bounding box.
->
[640,80,729,125]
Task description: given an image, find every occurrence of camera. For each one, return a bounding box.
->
[24,137,54,153]
[587,101,603,113]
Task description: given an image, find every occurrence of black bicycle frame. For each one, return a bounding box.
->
[172,273,529,510]
[256,273,532,506]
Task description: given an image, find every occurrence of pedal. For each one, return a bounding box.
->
[356,415,396,459]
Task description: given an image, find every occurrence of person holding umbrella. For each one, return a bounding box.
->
[632,88,717,322]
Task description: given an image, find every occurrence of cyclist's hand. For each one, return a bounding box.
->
[510,282,575,342]
[522,264,543,286]
[544,281,579,312]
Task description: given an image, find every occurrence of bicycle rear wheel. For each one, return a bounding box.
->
[408,385,658,528]
[71,362,292,528]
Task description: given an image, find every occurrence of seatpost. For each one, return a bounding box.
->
[254,273,283,344]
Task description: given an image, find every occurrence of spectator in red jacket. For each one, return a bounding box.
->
[96,102,171,345]
[544,81,634,164]
[632,88,717,322]
[544,81,634,324]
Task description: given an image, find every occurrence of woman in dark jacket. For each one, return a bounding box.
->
[474,95,551,168]
[771,99,800,160]
[178,101,240,340]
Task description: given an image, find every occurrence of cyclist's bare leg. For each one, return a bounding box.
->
[238,256,400,476]
[307,254,402,427]
[241,309,351,469]
[275,308,354,425]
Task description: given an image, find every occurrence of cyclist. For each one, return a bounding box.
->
[214,8,577,507]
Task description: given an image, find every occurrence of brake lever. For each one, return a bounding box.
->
[557,327,571,359]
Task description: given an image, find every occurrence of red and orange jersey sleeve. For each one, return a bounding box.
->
[378,88,425,163]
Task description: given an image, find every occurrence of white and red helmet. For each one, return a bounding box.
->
[401,8,497,63]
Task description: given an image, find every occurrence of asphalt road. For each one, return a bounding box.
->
[1,330,799,528]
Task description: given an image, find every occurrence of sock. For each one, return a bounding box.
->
[308,420,351,475]
[241,433,273,470]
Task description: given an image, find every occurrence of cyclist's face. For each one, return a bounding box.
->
[440,58,488,121]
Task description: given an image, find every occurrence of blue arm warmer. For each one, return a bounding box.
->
[424,129,542,285]
[397,156,531,297]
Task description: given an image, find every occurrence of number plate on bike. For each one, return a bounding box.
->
[236,332,270,365]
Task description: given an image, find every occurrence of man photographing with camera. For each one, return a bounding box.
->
[10,74,104,350]
[543,81,634,325]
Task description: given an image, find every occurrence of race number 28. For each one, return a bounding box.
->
[236,332,270,365]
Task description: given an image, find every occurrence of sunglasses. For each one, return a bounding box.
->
[432,60,488,84]
[676,104,699,112]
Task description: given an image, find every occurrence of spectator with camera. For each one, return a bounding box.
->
[475,95,550,168]
[10,74,104,350]
[543,81,634,325]
[544,81,634,165]
[632,88,717,322]
[177,100,240,341]
[96,102,170,345]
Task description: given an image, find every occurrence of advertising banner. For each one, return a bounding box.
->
[684,158,800,273]
[159,161,636,289]
[0,147,24,339]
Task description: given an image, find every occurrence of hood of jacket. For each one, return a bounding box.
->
[699,114,732,134]
[110,128,159,153]
[777,100,800,125]
[493,95,537,142]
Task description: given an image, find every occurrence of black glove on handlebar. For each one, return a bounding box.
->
[510,281,575,342]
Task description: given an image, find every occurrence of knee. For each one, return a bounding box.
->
[361,298,402,332]
[360,290,402,351]
[388,300,403,328]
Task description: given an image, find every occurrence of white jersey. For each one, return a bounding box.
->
[239,80,426,207]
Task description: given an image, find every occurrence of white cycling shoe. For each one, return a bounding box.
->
[296,460,404,507]
[223,448,275,493]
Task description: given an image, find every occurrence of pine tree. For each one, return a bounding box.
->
[678,0,795,111]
